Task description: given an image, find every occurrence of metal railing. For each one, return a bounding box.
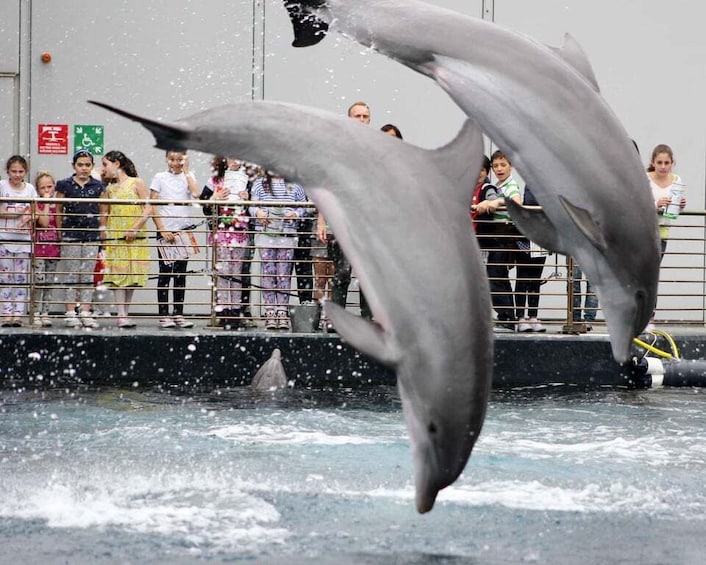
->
[1,195,704,331]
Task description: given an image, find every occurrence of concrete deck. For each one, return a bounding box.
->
[1,317,705,391]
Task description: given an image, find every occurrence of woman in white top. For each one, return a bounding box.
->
[646,144,686,331]
[648,144,686,257]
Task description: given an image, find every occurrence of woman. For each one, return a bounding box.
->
[99,150,152,328]
[249,172,307,330]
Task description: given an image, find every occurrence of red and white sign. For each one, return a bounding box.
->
[38,123,69,154]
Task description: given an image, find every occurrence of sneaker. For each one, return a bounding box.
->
[518,320,533,333]
[526,318,546,333]
[1,317,12,327]
[173,315,192,328]
[41,313,53,327]
[65,311,81,328]
[265,310,278,330]
[494,322,515,333]
[584,322,593,332]
[174,315,194,328]
[117,317,136,328]
[159,317,176,329]
[79,311,99,328]
[277,311,290,330]
[11,317,22,327]
[32,316,43,328]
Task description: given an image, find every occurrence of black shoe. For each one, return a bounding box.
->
[216,309,232,328]
[494,322,516,333]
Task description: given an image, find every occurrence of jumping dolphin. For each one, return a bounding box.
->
[251,348,289,390]
[285,0,661,363]
[89,99,493,513]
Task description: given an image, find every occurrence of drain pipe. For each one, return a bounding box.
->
[630,357,706,387]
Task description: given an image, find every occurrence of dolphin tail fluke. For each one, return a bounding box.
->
[88,100,190,151]
[325,301,398,368]
[283,1,329,47]
[506,200,568,255]
[431,119,483,206]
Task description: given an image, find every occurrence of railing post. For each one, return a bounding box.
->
[562,256,586,334]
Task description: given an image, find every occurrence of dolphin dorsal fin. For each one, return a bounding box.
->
[431,118,484,207]
[550,33,600,92]
[559,196,608,252]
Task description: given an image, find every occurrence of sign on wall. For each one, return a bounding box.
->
[73,125,104,155]
[37,124,69,154]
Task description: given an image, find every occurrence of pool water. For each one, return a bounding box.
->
[1,386,704,564]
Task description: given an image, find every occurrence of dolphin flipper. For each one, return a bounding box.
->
[283,1,329,47]
[325,301,399,368]
[88,100,190,151]
[559,196,609,252]
[506,199,568,255]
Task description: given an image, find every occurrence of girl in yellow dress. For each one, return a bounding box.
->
[99,150,152,328]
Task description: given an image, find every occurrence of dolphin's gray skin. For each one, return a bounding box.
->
[89,100,493,513]
[287,0,660,363]
[251,348,289,390]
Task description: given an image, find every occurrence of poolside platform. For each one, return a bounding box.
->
[2,317,705,392]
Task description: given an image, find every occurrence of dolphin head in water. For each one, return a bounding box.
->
[88,99,493,512]
[284,0,661,363]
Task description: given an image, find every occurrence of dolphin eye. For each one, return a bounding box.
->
[428,421,437,435]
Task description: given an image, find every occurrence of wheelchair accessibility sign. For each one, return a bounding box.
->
[73,125,104,156]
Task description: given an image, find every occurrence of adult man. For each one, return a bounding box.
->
[316,101,373,330]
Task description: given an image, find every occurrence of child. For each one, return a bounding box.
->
[99,150,152,328]
[0,155,37,327]
[249,172,307,330]
[150,150,202,329]
[32,172,61,327]
[55,149,106,329]
[474,150,522,331]
[200,156,250,330]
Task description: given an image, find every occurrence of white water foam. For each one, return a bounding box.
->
[0,470,290,553]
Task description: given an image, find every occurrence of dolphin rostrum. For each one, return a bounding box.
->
[251,348,289,390]
[286,0,661,363]
[89,99,493,513]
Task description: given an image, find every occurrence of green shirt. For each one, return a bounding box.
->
[493,176,521,222]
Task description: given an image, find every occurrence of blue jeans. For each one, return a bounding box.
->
[572,265,598,322]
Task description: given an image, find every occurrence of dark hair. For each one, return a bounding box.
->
[490,149,511,165]
[103,150,138,177]
[5,154,28,173]
[72,149,94,165]
[480,155,491,174]
[380,123,403,139]
[261,172,275,195]
[646,144,674,173]
[211,155,228,179]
